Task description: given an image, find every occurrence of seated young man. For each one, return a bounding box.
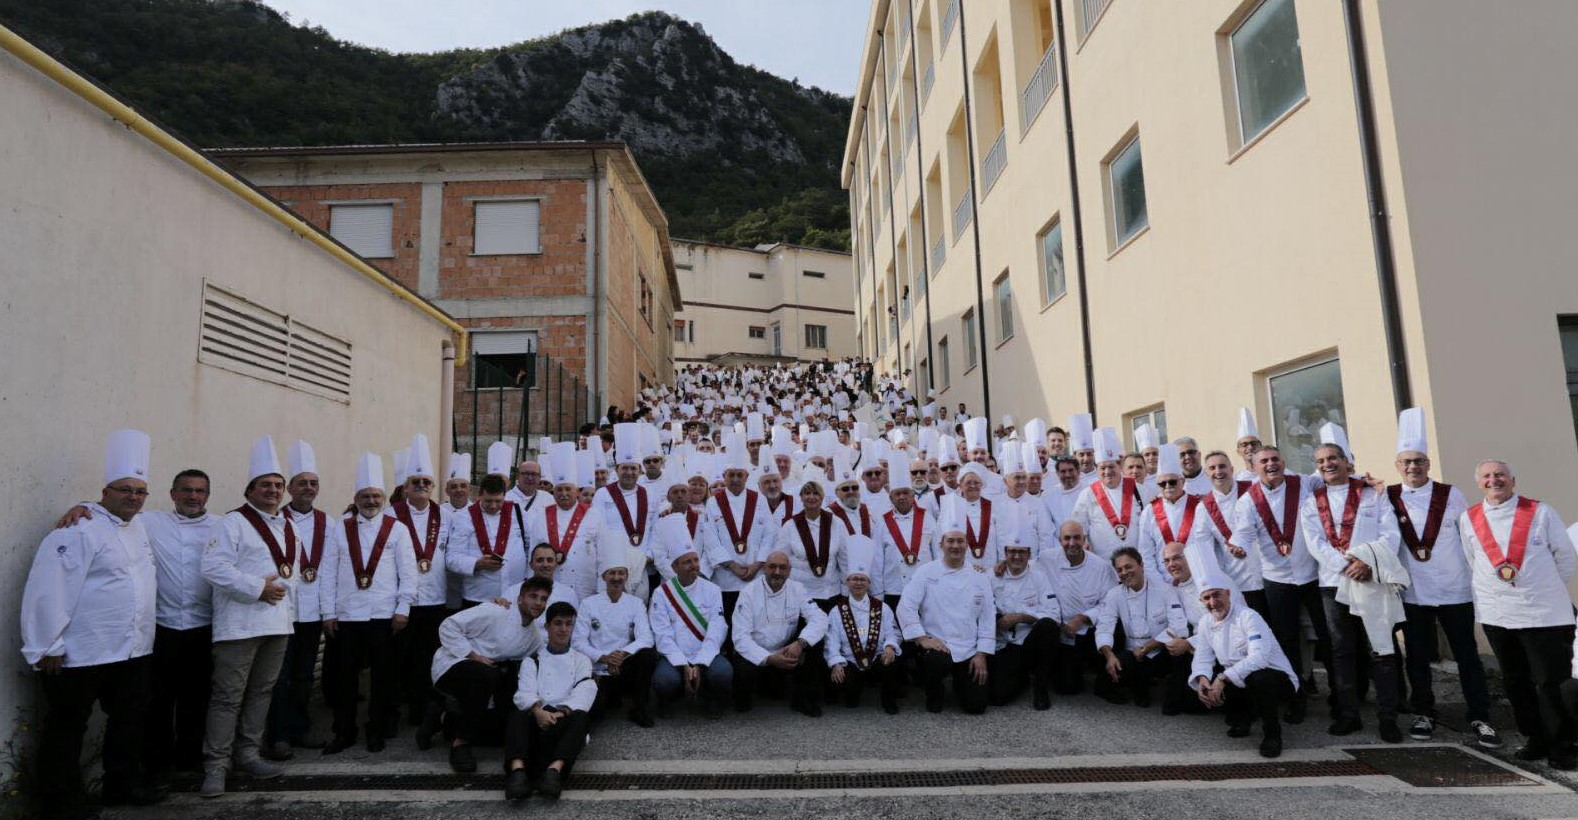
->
[506,602,597,801]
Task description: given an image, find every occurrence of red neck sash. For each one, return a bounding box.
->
[469,501,514,558]
[1248,475,1302,556]
[1388,482,1452,561]
[393,500,442,568]
[794,511,835,577]
[1091,479,1135,540]
[545,502,591,556]
[236,505,297,579]
[884,508,926,566]
[1314,478,1365,553]
[1467,496,1538,584]
[1150,495,1201,545]
[344,514,397,590]
[607,482,649,546]
[965,498,992,558]
[714,489,760,554]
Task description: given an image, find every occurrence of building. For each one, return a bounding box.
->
[213,142,679,457]
[0,25,463,790]
[672,239,857,365]
[842,0,1578,511]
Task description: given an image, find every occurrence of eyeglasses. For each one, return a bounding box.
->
[910,470,928,476]
[106,485,150,497]
[1156,479,1181,489]
[1178,449,1199,457]
[408,478,434,488]
[1398,458,1429,467]
[941,464,959,471]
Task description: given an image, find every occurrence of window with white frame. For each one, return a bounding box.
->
[994,273,1015,342]
[329,203,394,259]
[805,324,828,349]
[938,337,951,388]
[963,311,978,368]
[1038,218,1066,305]
[1108,136,1148,246]
[1127,406,1168,449]
[472,200,542,255]
[1230,0,1306,144]
[1267,358,1346,475]
[748,326,766,339]
[471,330,539,389]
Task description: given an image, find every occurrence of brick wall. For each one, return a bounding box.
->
[439,179,587,301]
[266,183,422,291]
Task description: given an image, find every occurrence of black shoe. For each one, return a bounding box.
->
[101,783,167,807]
[290,735,326,750]
[794,701,823,718]
[1284,699,1307,725]
[1260,735,1284,758]
[1227,724,1252,738]
[925,689,944,713]
[537,767,563,800]
[406,705,425,727]
[1133,692,1152,708]
[1550,748,1578,770]
[1516,741,1551,761]
[1161,702,1182,716]
[505,768,532,800]
[449,743,477,774]
[367,733,386,753]
[1328,717,1363,736]
[655,698,674,719]
[415,703,443,751]
[322,735,357,755]
[1378,721,1403,744]
[628,706,655,728]
[703,698,724,720]
[1033,689,1051,711]
[882,697,900,715]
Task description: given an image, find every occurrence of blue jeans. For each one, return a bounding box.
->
[653,656,732,701]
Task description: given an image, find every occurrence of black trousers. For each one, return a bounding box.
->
[1262,578,1334,698]
[504,708,590,776]
[1402,601,1491,723]
[1241,589,1271,621]
[1111,646,1171,701]
[830,658,902,707]
[435,659,521,745]
[1483,623,1577,749]
[396,604,449,715]
[1319,588,1401,723]
[146,625,211,772]
[37,655,152,801]
[1219,667,1295,738]
[331,619,397,740]
[917,648,988,714]
[266,620,322,745]
[732,645,827,710]
[591,647,657,717]
[1055,631,1107,696]
[989,619,1060,705]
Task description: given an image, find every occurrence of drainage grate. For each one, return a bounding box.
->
[1343,746,1538,788]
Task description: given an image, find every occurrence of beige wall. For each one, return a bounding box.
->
[674,241,857,362]
[845,0,1578,514]
[0,47,455,781]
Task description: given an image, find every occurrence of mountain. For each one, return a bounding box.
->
[0,0,852,250]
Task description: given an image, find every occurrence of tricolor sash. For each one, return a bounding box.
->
[236,505,298,580]
[546,502,591,557]
[344,514,397,590]
[661,577,709,640]
[1248,475,1302,557]
[1314,478,1365,553]
[1388,482,1452,562]
[715,489,760,555]
[1150,495,1201,544]
[1467,496,1538,585]
[884,508,926,566]
[469,502,514,558]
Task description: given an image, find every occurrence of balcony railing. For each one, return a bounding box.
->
[1080,0,1114,38]
[931,235,946,271]
[1019,45,1059,134]
[906,114,919,147]
[921,62,935,104]
[941,0,959,49]
[952,190,974,240]
[982,129,1008,193]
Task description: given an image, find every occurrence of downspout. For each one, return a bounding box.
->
[877,35,904,374]
[1052,0,1098,422]
[589,155,604,416]
[1341,0,1412,411]
[956,2,993,423]
[439,340,456,479]
[906,0,938,398]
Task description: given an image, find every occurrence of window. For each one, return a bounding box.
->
[472,200,541,255]
[673,320,694,344]
[329,203,393,259]
[748,271,766,280]
[1561,317,1578,441]
[1128,407,1168,449]
[803,270,827,279]
[1038,219,1066,305]
[805,324,828,349]
[994,273,1015,342]
[1108,136,1148,246]
[1267,358,1346,475]
[963,311,978,369]
[1079,0,1114,39]
[471,330,538,390]
[938,337,951,388]
[1230,0,1307,143]
[638,275,653,327]
[748,326,766,339]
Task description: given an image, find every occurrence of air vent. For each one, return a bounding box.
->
[199,282,353,403]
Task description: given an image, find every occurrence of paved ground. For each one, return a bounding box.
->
[95,662,1578,819]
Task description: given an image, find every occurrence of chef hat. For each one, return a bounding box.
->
[844,534,876,580]
[771,426,796,457]
[1021,442,1043,476]
[869,438,892,467]
[938,494,968,535]
[406,433,436,479]
[486,441,514,477]
[1235,407,1260,441]
[999,499,1031,550]
[287,440,318,479]
[852,422,869,441]
[963,417,989,452]
[1093,427,1122,464]
[613,423,641,466]
[546,442,579,486]
[658,514,698,566]
[103,429,151,486]
[1134,423,1159,451]
[1155,443,1182,478]
[248,435,283,483]
[669,420,685,445]
[832,447,859,486]
[809,430,839,459]
[1024,418,1048,447]
[1318,422,1353,462]
[1396,407,1428,456]
[639,423,664,459]
[999,440,1026,475]
[887,427,907,446]
[1068,413,1094,452]
[919,427,939,456]
[746,412,766,442]
[355,451,385,493]
[393,447,411,486]
[1196,568,1237,595]
[722,432,750,470]
[922,401,937,419]
[536,437,554,461]
[448,452,472,482]
[576,449,598,487]
[937,435,959,466]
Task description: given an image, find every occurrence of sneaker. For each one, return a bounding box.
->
[1470,721,1504,750]
[235,757,284,779]
[1516,740,1551,761]
[1410,715,1435,741]
[199,769,226,799]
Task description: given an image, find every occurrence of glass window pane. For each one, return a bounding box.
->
[1233,0,1306,140]
[1111,140,1148,243]
[1041,222,1065,303]
[1268,359,1346,475]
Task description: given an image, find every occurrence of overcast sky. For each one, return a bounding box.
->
[258,1,870,95]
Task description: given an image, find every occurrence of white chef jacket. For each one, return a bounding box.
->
[442,501,473,609]
[703,489,777,592]
[1231,477,1319,586]
[730,576,829,665]
[877,507,939,599]
[591,483,660,561]
[320,510,418,622]
[514,646,597,712]
[572,591,653,675]
[957,496,1005,574]
[285,506,329,623]
[447,503,531,603]
[1298,479,1397,589]
[649,575,728,667]
[1187,485,1263,593]
[1387,481,1472,606]
[992,566,1057,650]
[21,504,157,668]
[505,485,553,517]
[778,512,849,600]
[1460,494,1576,629]
[142,509,218,630]
[203,504,298,642]
[1164,575,1205,631]
[823,594,901,668]
[384,501,450,607]
[1190,601,1299,690]
[527,502,603,598]
[898,560,996,662]
[1096,579,1187,657]
[1002,492,1056,560]
[430,599,544,683]
[1043,483,1083,530]
[1072,480,1143,560]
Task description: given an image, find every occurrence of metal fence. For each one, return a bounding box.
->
[982,129,1008,193]
[1020,45,1059,134]
[452,352,592,484]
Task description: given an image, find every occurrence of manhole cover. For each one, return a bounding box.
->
[1344,746,1539,788]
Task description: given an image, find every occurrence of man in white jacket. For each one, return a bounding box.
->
[729,550,830,716]
[506,601,597,801]
[1191,571,1299,759]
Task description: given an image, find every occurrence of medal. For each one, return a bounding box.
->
[735,542,746,553]
[301,566,317,583]
[1496,563,1518,583]
[278,562,293,579]
[631,534,642,546]
[1114,524,1128,540]
[1276,541,1291,556]
[357,574,373,590]
[417,558,432,573]
[1467,496,1537,588]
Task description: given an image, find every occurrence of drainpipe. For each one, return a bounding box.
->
[877,35,905,376]
[439,340,456,479]
[589,155,604,417]
[956,2,993,424]
[1341,0,1412,411]
[906,0,938,399]
[1052,0,1098,422]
